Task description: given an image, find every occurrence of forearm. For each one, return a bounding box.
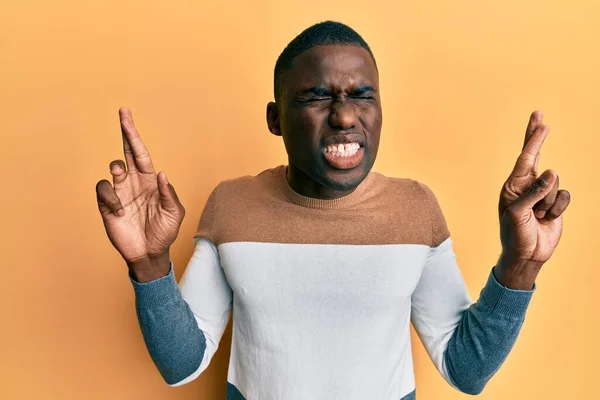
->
[443,267,534,395]
[131,263,207,385]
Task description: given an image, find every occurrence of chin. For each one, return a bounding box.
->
[320,164,369,191]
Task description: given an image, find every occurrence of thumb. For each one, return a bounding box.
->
[157,171,182,213]
[510,169,557,212]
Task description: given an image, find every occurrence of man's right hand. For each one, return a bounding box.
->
[95,108,186,282]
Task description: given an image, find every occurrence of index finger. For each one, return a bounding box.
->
[523,110,544,150]
[119,107,155,174]
[510,123,549,178]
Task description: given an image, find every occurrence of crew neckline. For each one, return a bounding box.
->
[276,165,373,209]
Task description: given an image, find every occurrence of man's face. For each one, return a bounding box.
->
[270,44,382,192]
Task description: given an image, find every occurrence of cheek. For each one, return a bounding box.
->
[297,108,325,130]
[282,110,325,160]
[359,105,382,130]
[293,109,326,146]
[360,106,382,157]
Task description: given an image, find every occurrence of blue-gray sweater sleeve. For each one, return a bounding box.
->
[412,183,535,394]
[410,237,535,395]
[130,262,207,385]
[444,267,534,394]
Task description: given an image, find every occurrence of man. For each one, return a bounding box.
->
[96,21,570,400]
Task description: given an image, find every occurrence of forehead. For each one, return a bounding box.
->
[286,44,378,90]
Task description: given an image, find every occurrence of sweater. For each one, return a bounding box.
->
[130,164,534,400]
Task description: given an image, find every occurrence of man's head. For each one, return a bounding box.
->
[267,21,383,197]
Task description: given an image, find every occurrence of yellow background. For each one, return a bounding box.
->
[1,1,598,399]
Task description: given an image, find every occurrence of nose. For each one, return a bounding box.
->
[328,99,357,131]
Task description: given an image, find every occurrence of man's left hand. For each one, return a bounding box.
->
[495,111,571,290]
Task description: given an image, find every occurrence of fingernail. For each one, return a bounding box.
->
[536,176,547,187]
[535,210,546,219]
[539,170,553,183]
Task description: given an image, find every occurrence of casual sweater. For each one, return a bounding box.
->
[130,165,534,400]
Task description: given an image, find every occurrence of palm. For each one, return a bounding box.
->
[102,173,179,262]
[96,108,185,264]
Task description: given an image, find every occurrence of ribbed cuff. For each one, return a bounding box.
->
[129,262,181,309]
[480,267,535,319]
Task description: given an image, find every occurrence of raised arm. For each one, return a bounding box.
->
[411,110,570,395]
[95,108,232,385]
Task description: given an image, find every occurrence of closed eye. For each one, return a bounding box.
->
[296,86,332,104]
[298,97,331,104]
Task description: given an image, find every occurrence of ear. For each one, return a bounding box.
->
[266,101,282,136]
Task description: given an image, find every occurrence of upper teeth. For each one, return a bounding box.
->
[326,142,360,154]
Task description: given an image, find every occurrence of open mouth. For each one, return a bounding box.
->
[322,142,364,169]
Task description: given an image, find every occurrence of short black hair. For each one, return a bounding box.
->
[273,21,377,103]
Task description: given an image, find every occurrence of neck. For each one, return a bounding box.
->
[286,164,357,200]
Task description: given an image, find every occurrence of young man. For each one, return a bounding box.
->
[96,21,570,400]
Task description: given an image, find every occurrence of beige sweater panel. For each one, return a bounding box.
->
[194,165,450,247]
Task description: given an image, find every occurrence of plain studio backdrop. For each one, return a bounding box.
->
[1,1,598,399]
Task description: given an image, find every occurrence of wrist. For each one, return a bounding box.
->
[127,251,171,283]
[494,252,543,290]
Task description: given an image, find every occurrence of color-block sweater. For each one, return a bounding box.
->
[130,165,534,400]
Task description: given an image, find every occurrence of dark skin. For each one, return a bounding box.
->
[96,44,570,289]
[267,44,382,199]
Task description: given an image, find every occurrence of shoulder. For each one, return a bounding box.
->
[210,165,282,200]
[195,166,283,243]
[368,170,435,204]
[368,171,449,247]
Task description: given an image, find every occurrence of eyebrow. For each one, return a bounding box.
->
[298,86,377,96]
[352,86,376,95]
